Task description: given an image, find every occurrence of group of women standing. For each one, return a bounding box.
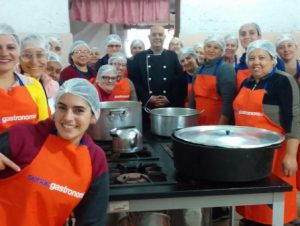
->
[176,22,300,226]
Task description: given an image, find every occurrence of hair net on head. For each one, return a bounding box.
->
[0,23,19,44]
[169,37,183,45]
[108,52,127,64]
[224,34,239,47]
[69,40,90,54]
[193,43,203,50]
[130,39,145,49]
[55,78,100,120]
[20,34,49,53]
[105,34,122,47]
[96,65,118,81]
[47,36,62,47]
[246,40,277,65]
[48,52,63,66]
[204,35,225,52]
[239,22,262,36]
[177,47,197,61]
[275,34,297,48]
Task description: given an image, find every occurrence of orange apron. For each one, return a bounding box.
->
[0,134,92,226]
[111,78,131,101]
[184,83,192,107]
[233,84,297,224]
[0,77,38,132]
[194,60,222,125]
[236,69,250,89]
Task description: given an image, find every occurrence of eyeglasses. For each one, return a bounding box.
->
[101,76,119,82]
[73,50,90,55]
[112,62,127,68]
[108,44,121,48]
[20,52,47,62]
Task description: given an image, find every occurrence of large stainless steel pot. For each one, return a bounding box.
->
[88,101,142,141]
[171,125,285,182]
[146,107,200,137]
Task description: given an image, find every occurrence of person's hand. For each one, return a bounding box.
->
[282,153,297,177]
[0,153,20,172]
[155,95,169,107]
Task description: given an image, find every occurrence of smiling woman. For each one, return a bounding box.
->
[0,78,109,226]
[0,23,49,132]
[60,40,96,83]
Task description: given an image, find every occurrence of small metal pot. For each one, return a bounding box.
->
[172,125,285,182]
[145,107,201,137]
[118,212,170,226]
[110,126,143,153]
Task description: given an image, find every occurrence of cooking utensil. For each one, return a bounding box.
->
[145,107,201,137]
[88,101,142,141]
[171,125,285,182]
[110,126,143,153]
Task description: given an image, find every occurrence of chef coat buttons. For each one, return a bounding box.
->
[163,77,167,80]
[163,65,167,69]
[149,77,152,81]
[163,90,166,94]
[149,91,153,94]
[147,55,151,58]
[148,65,151,68]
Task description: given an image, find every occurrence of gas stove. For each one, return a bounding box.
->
[95,138,177,189]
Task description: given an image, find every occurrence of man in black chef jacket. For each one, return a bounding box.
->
[128,25,187,128]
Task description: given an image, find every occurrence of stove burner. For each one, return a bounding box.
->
[116,173,151,184]
[110,163,168,185]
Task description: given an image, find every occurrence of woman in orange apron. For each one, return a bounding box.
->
[189,35,236,125]
[108,52,138,101]
[0,78,109,226]
[0,23,49,132]
[177,47,199,107]
[233,40,300,226]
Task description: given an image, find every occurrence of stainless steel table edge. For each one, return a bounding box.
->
[108,191,285,226]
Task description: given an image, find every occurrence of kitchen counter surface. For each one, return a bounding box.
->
[107,136,292,226]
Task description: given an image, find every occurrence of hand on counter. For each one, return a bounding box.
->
[0,153,20,172]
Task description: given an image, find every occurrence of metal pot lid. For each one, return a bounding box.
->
[173,125,285,148]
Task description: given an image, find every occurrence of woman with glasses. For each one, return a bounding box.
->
[94,64,137,101]
[108,52,137,101]
[60,40,96,83]
[19,34,59,100]
[0,23,49,132]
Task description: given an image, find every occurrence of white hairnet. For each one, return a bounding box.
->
[169,37,183,45]
[275,34,297,48]
[108,52,127,64]
[246,40,277,65]
[193,43,203,50]
[177,47,197,61]
[96,65,118,81]
[204,35,225,52]
[20,34,49,53]
[105,34,122,47]
[0,23,19,44]
[55,78,100,120]
[48,52,63,66]
[47,36,62,47]
[69,40,90,54]
[224,34,239,47]
[130,39,145,49]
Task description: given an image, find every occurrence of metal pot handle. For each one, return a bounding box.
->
[108,109,128,121]
[143,106,152,113]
